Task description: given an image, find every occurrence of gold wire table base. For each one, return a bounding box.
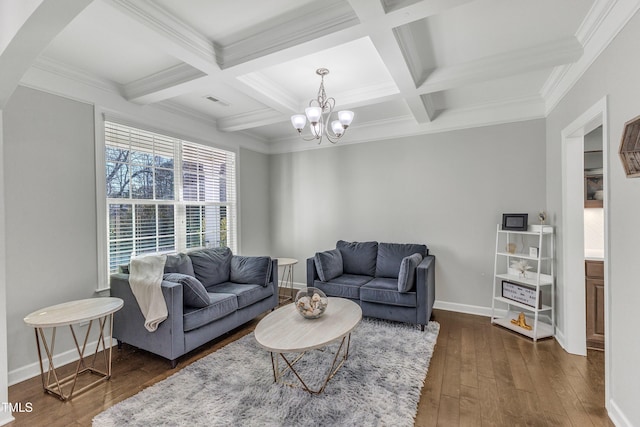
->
[270,333,351,394]
[34,313,116,401]
[279,263,295,303]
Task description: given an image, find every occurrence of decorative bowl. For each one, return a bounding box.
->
[295,287,328,319]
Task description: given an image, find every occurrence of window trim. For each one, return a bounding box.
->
[95,112,239,291]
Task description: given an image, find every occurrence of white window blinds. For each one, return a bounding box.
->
[104,121,237,273]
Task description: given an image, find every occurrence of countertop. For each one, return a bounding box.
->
[585,249,604,261]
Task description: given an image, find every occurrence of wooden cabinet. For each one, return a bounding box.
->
[585,260,605,350]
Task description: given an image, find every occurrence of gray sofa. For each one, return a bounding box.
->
[110,247,278,367]
[307,240,435,330]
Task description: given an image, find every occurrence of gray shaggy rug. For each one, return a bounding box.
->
[93,318,439,427]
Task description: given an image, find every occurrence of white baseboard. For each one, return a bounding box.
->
[0,414,15,426]
[8,338,116,386]
[433,300,506,318]
[608,399,634,427]
[554,326,567,350]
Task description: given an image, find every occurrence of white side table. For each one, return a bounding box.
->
[275,258,298,303]
[23,297,123,401]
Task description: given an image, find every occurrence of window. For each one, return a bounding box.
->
[104,121,236,274]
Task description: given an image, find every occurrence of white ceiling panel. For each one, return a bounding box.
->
[22,0,614,148]
[43,1,181,85]
[423,0,594,66]
[243,37,399,111]
[153,0,318,44]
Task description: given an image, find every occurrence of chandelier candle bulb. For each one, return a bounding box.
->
[305,106,322,124]
[332,120,344,136]
[291,114,306,131]
[338,110,354,126]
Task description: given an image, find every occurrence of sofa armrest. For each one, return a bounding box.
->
[109,273,185,362]
[306,257,319,286]
[415,255,435,325]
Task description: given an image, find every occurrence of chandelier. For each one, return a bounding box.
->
[290,68,354,144]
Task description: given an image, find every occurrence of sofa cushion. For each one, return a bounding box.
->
[314,274,373,300]
[188,247,232,287]
[163,273,210,308]
[360,278,417,308]
[208,282,273,309]
[164,253,195,277]
[397,253,423,292]
[183,292,237,332]
[375,242,428,279]
[314,249,343,282]
[336,240,378,276]
[230,256,272,287]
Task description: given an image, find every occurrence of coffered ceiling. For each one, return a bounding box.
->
[15,0,635,151]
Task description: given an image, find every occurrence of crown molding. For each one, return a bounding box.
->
[543,0,640,115]
[124,63,208,104]
[31,55,123,95]
[235,73,299,113]
[103,0,219,74]
[219,2,359,69]
[217,108,285,133]
[268,95,545,154]
[154,99,217,126]
[418,36,583,95]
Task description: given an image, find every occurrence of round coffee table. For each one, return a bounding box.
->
[254,297,362,394]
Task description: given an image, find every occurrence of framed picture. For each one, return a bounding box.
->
[501,280,541,308]
[502,213,528,231]
[584,174,603,208]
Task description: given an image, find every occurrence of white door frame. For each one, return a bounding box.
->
[560,96,610,405]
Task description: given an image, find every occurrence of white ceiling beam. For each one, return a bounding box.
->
[124,63,208,104]
[219,1,360,69]
[0,0,94,108]
[102,0,220,75]
[348,0,435,123]
[373,0,478,29]
[417,36,583,94]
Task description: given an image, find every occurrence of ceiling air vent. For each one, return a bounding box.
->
[204,95,230,107]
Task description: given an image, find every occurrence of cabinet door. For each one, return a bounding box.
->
[586,278,605,350]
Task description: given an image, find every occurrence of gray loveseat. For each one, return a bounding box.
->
[110,247,278,367]
[307,240,435,330]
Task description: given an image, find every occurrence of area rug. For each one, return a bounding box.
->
[93,318,439,427]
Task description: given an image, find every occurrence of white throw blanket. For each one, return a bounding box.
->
[129,254,168,332]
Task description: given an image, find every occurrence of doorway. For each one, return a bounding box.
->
[560,96,610,404]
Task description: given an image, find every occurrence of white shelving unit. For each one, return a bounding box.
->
[491,224,555,341]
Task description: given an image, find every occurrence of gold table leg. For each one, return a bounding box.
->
[34,313,116,401]
[270,333,352,394]
[279,264,295,303]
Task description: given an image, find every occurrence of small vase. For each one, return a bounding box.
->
[519,271,527,279]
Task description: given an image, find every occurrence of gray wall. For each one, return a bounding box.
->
[239,147,271,256]
[2,87,272,375]
[546,10,640,425]
[269,120,547,309]
[4,86,97,370]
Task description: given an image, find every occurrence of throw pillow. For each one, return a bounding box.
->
[376,242,428,279]
[336,240,378,276]
[188,247,233,287]
[314,249,343,282]
[163,273,210,308]
[164,253,195,276]
[397,253,423,293]
[230,256,272,287]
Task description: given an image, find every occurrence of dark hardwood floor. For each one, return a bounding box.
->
[7,306,611,426]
